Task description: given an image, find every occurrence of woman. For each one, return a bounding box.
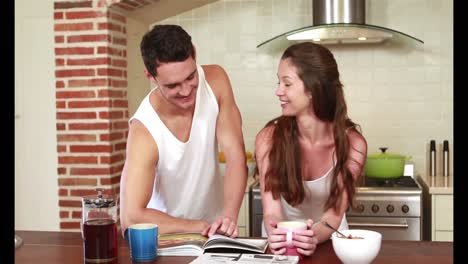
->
[254,42,367,256]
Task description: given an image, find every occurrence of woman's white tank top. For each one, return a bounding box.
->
[129,64,223,223]
[262,165,348,236]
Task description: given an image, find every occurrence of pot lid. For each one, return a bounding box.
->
[367,147,405,159]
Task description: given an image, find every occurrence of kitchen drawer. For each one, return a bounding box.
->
[434,195,453,231]
[434,231,453,242]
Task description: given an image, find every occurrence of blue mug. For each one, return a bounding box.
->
[127,223,158,262]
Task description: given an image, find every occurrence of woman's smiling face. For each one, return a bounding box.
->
[276,58,312,116]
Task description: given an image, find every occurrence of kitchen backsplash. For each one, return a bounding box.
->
[149,0,453,176]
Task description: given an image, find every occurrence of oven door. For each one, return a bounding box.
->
[347,216,421,241]
[249,182,263,237]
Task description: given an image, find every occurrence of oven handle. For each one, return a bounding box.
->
[348,219,409,229]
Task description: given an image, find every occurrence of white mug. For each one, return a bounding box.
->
[277,220,307,257]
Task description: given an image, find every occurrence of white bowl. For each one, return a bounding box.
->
[331,229,382,264]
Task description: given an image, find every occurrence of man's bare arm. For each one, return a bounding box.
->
[203,65,247,237]
[119,120,209,236]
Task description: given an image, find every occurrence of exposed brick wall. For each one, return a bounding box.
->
[54,0,136,231]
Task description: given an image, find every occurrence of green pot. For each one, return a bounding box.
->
[364,148,411,179]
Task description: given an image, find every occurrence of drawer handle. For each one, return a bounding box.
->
[348,221,409,229]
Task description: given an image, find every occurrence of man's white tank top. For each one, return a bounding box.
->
[262,165,348,236]
[129,64,223,223]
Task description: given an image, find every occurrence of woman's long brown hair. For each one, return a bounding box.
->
[257,42,364,212]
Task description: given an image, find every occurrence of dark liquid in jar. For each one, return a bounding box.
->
[83,219,118,263]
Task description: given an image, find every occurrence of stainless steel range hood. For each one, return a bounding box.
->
[257,0,423,48]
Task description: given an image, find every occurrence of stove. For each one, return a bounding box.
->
[249,175,423,241]
[347,176,423,241]
[361,176,419,188]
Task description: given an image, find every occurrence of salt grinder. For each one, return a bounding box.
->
[429,140,436,177]
[442,140,449,177]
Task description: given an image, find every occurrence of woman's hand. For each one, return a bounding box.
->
[292,219,319,256]
[266,220,288,255]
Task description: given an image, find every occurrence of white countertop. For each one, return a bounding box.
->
[417,174,453,195]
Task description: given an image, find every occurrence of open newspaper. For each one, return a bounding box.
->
[157,233,268,256]
[190,253,299,264]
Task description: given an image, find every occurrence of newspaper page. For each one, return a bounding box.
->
[190,253,299,264]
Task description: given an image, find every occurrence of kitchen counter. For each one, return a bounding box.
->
[417,174,453,194]
[15,230,453,264]
[246,175,256,192]
[418,174,453,242]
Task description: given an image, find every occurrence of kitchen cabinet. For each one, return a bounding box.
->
[418,175,453,242]
[432,194,453,241]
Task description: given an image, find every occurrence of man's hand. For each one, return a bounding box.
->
[201,215,238,238]
[292,219,319,256]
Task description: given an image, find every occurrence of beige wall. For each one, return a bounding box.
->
[148,0,453,176]
[127,18,152,116]
[15,0,59,231]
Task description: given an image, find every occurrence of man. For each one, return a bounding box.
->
[119,25,247,238]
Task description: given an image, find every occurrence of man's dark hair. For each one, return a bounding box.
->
[140,24,195,77]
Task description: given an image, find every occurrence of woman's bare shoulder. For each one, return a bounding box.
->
[255,124,276,156]
[346,129,367,176]
[256,124,275,143]
[347,128,367,153]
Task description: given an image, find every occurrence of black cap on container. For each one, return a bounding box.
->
[430,140,436,151]
[83,188,116,208]
[443,140,449,151]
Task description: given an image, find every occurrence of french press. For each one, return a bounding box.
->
[81,188,118,264]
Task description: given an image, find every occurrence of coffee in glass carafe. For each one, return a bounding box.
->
[82,188,118,264]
